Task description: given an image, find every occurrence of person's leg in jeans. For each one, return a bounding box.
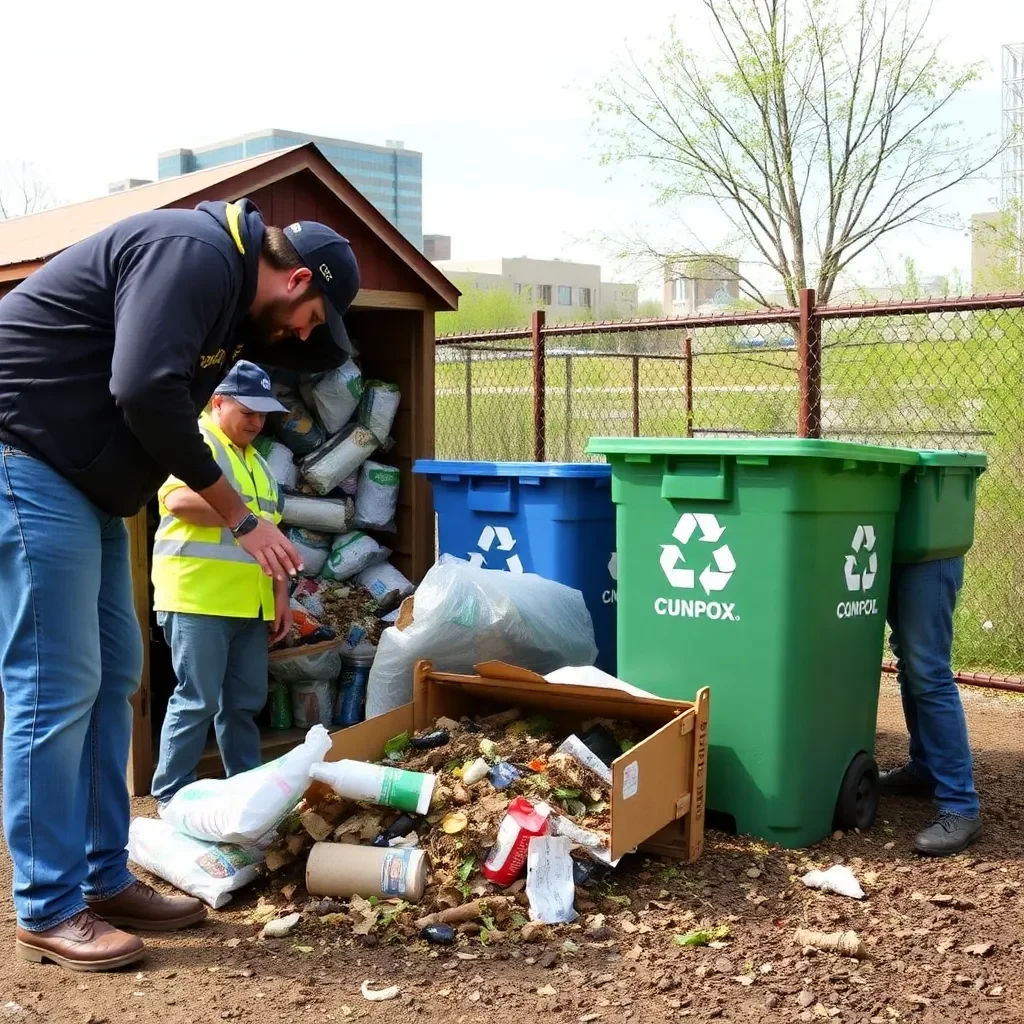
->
[884,557,980,854]
[151,612,232,804]
[0,445,131,931]
[214,618,269,777]
[81,516,145,902]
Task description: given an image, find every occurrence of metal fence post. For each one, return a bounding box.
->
[463,347,473,459]
[683,335,694,438]
[564,353,573,460]
[531,309,546,461]
[631,355,641,436]
[798,288,822,438]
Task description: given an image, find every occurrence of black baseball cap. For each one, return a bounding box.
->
[214,360,289,414]
[283,221,360,352]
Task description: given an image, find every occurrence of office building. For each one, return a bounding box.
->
[663,256,740,314]
[157,130,423,250]
[434,256,638,316]
[423,234,451,261]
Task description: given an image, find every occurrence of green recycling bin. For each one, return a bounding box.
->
[893,450,987,563]
[585,437,920,848]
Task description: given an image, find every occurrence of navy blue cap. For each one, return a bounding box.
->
[214,360,289,414]
[283,221,360,352]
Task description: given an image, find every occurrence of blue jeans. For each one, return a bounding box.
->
[0,446,142,931]
[151,611,269,804]
[887,557,980,819]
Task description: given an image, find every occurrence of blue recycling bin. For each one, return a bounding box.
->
[413,461,617,673]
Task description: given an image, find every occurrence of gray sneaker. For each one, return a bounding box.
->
[914,811,982,856]
[879,763,934,798]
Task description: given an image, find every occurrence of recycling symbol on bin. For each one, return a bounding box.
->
[468,525,524,573]
[844,524,878,592]
[660,513,735,595]
[608,552,618,582]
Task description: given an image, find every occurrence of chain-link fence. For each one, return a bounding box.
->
[435,297,1024,677]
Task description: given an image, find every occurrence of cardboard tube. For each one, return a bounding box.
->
[306,842,428,903]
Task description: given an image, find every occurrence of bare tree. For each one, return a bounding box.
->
[0,161,56,221]
[596,0,999,306]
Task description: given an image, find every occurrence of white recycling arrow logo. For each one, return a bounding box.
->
[844,524,877,592]
[468,524,524,573]
[660,513,735,595]
[608,552,618,582]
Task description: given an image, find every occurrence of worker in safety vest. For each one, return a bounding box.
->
[0,197,358,971]
[150,361,294,805]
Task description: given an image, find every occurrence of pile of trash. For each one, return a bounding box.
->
[129,709,641,939]
[252,356,413,729]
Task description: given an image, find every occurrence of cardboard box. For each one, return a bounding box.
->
[318,659,710,862]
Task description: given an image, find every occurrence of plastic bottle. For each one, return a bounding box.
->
[334,645,377,727]
[309,760,436,815]
[481,797,550,886]
[306,842,427,902]
[267,682,293,730]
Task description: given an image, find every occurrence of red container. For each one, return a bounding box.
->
[481,797,550,886]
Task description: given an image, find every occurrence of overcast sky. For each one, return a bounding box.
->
[3,0,1022,295]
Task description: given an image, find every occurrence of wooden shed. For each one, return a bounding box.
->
[0,144,459,794]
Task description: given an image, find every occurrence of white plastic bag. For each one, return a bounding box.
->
[281,494,354,533]
[364,557,597,718]
[270,386,324,457]
[127,818,266,909]
[526,835,578,924]
[301,359,364,434]
[285,527,332,577]
[355,561,415,612]
[290,679,335,729]
[357,381,401,442]
[321,531,389,582]
[801,865,865,900]
[268,645,342,686]
[354,461,400,532]
[263,440,299,491]
[159,725,332,844]
[300,424,379,496]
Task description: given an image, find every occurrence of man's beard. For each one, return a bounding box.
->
[249,289,311,344]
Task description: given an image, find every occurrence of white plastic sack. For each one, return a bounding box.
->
[281,494,354,533]
[301,359,364,435]
[268,645,342,686]
[270,386,324,457]
[357,380,401,442]
[300,424,379,496]
[263,441,299,491]
[339,471,360,497]
[526,835,578,924]
[364,557,597,719]
[127,818,265,909]
[285,527,332,577]
[290,679,335,729]
[159,725,332,844]
[321,531,389,582]
[355,561,415,612]
[353,461,400,532]
[801,865,865,900]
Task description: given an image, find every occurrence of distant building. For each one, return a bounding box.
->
[663,256,740,315]
[433,256,638,316]
[423,234,451,261]
[157,129,423,250]
[971,211,1008,292]
[108,178,152,194]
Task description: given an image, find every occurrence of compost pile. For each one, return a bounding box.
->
[261,708,641,933]
[249,353,412,730]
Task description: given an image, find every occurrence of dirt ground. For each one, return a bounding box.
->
[1,679,1022,1024]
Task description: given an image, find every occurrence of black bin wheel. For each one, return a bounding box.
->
[833,752,879,832]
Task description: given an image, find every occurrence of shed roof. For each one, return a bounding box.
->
[0,144,458,309]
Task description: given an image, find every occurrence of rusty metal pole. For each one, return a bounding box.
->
[797,288,822,438]
[683,335,694,438]
[631,355,641,436]
[531,309,546,462]
[464,347,473,459]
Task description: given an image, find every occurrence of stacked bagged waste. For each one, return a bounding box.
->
[251,357,410,730]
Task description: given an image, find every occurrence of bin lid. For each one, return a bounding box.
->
[914,449,988,469]
[585,437,923,465]
[414,460,611,479]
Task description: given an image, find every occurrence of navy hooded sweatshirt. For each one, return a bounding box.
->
[0,199,343,517]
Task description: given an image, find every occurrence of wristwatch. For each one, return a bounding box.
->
[230,512,260,538]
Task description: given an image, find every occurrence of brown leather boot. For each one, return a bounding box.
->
[86,880,207,931]
[16,909,145,972]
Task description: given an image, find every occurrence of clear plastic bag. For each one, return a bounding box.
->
[301,359,364,435]
[321,531,389,582]
[159,725,333,844]
[300,424,379,496]
[268,644,342,686]
[353,461,400,532]
[364,557,598,718]
[290,679,335,729]
[357,380,401,443]
[128,818,266,909]
[281,494,354,533]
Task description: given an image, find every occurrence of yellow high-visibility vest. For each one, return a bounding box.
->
[152,412,283,620]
